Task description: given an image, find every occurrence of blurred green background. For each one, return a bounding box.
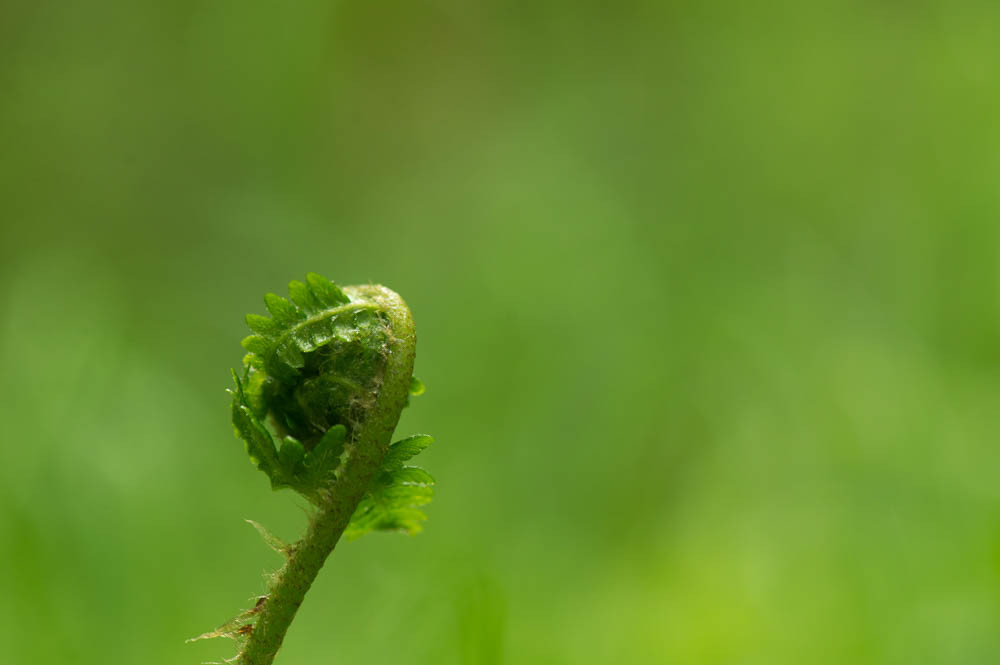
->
[1,1,999,663]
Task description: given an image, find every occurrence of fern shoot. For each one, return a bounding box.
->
[192,274,434,665]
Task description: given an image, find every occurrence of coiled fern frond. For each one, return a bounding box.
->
[192,274,434,664]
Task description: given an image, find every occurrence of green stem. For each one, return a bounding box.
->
[239,285,416,665]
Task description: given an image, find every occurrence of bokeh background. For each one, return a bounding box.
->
[2,2,999,664]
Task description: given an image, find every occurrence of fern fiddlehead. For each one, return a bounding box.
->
[193,274,434,665]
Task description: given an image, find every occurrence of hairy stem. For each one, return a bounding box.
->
[239,285,416,665]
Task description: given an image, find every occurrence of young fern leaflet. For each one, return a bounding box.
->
[191,274,434,665]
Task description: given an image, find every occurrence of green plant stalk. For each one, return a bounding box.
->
[239,285,416,665]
